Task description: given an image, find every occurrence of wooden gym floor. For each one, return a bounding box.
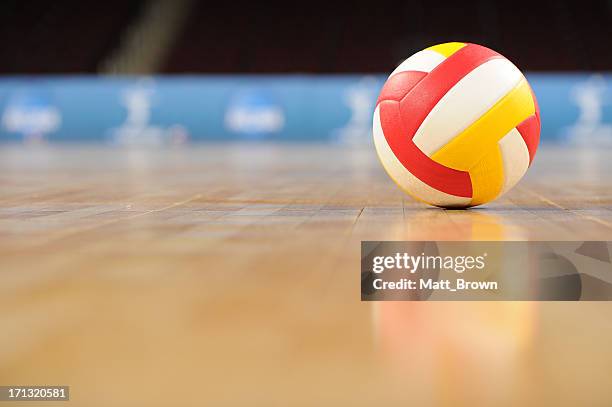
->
[0,144,611,406]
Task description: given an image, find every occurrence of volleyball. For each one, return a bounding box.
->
[373,42,540,208]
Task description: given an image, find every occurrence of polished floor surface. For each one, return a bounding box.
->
[1,144,611,406]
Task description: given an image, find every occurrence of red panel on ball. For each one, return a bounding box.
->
[516,114,540,165]
[378,100,473,198]
[376,71,427,105]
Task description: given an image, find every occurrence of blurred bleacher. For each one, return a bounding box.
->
[163,0,612,73]
[0,0,143,74]
[0,0,609,75]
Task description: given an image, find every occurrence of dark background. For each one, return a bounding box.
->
[0,0,610,74]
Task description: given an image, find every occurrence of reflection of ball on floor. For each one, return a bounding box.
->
[373,42,540,208]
